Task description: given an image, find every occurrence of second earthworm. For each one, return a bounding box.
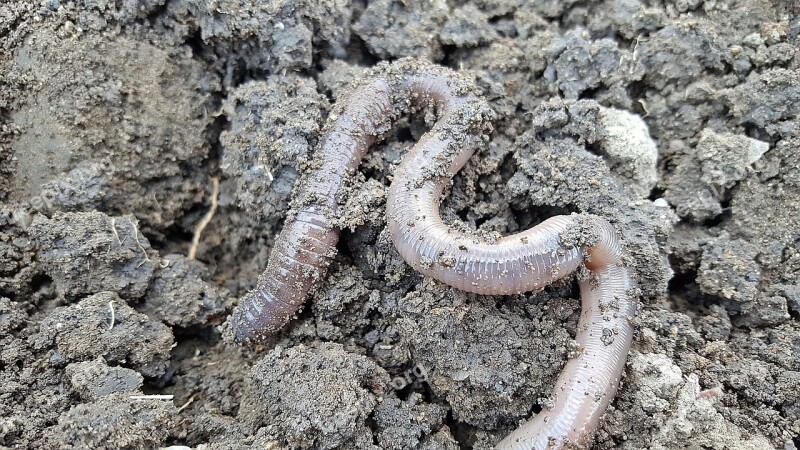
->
[229,58,639,450]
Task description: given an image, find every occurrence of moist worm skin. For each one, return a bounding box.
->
[229,58,639,450]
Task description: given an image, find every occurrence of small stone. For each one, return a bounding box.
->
[598,107,659,198]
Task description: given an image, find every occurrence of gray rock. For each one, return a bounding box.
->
[598,107,659,198]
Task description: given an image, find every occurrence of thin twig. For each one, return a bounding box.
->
[129,218,151,267]
[188,177,220,260]
[176,394,196,412]
[110,218,122,245]
[108,300,116,330]
[129,394,174,400]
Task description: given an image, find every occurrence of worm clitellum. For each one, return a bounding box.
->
[229,59,639,450]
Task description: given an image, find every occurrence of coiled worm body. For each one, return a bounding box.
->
[229,58,639,450]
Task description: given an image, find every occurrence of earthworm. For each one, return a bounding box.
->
[229,58,638,449]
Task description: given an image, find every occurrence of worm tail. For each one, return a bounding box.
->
[495,263,637,450]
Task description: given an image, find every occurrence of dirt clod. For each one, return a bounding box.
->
[140,254,231,328]
[241,342,390,449]
[37,291,173,377]
[46,392,176,450]
[66,357,144,401]
[30,212,156,300]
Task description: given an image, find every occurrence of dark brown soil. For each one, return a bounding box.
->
[1,1,798,449]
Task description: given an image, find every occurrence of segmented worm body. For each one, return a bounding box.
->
[229,59,638,450]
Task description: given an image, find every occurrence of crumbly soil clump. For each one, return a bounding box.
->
[1,0,798,448]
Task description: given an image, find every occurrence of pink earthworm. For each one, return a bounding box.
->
[229,58,638,449]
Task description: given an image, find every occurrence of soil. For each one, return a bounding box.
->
[1,1,798,449]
